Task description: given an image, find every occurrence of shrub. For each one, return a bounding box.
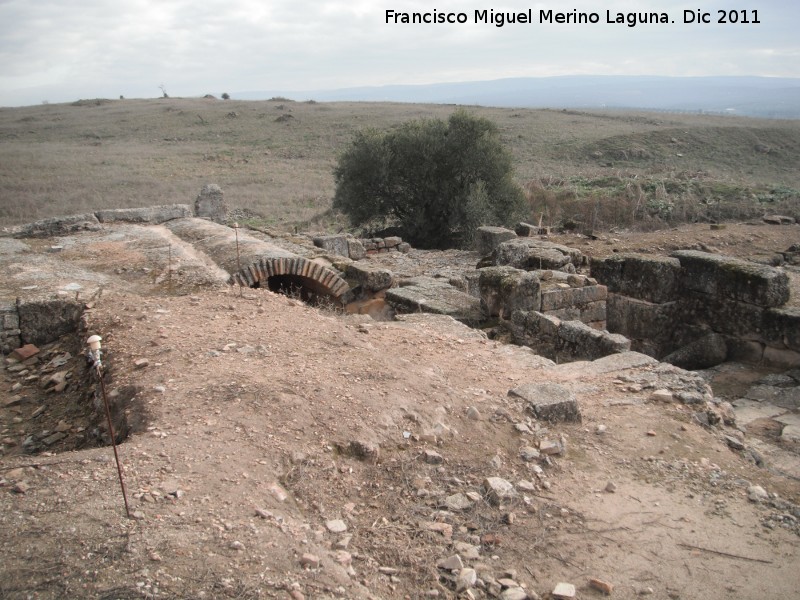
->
[333,110,526,249]
[221,92,230,100]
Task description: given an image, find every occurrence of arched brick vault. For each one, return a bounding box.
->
[229,257,350,299]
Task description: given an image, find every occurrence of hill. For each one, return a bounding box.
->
[1,97,799,233]
[238,76,800,119]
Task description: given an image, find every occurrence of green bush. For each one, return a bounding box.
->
[333,110,526,249]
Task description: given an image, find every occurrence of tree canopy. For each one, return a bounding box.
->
[333,110,526,248]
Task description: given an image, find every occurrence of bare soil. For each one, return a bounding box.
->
[1,221,799,600]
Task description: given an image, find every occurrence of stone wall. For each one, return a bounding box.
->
[478,266,607,329]
[313,235,411,260]
[0,302,21,354]
[1,296,92,353]
[592,250,799,368]
[509,310,630,363]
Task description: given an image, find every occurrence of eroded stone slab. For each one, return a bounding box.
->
[386,277,483,324]
[731,399,786,425]
[508,382,581,423]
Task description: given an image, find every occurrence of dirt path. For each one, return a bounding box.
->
[1,286,798,599]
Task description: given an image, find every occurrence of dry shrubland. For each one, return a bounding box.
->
[1,97,798,232]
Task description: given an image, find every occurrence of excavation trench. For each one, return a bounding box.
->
[2,321,147,457]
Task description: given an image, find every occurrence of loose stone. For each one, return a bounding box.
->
[436,554,464,571]
[483,477,517,505]
[456,568,478,592]
[424,449,444,464]
[650,389,673,403]
[326,519,348,533]
[589,578,614,595]
[552,582,576,599]
[299,553,320,568]
[499,588,529,600]
[747,485,769,502]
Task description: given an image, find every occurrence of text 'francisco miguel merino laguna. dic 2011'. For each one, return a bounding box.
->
[385,9,761,28]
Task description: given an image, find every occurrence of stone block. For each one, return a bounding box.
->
[515,222,549,236]
[479,266,541,318]
[461,271,482,298]
[3,312,20,330]
[606,293,676,343]
[524,310,561,337]
[580,300,607,323]
[590,253,681,304]
[509,382,582,423]
[194,184,228,223]
[762,347,800,369]
[558,320,630,360]
[386,277,484,324]
[18,298,84,346]
[482,477,517,505]
[763,307,800,352]
[346,239,366,260]
[476,226,517,257]
[673,250,789,308]
[384,236,402,248]
[494,238,581,271]
[543,306,581,321]
[662,332,728,370]
[95,204,192,224]
[15,213,101,238]
[540,284,607,311]
[313,235,350,257]
[345,263,394,292]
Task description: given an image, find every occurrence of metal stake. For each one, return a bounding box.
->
[168,244,172,292]
[234,222,243,297]
[86,336,131,519]
[97,365,131,518]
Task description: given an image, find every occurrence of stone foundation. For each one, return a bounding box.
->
[509,310,630,363]
[592,250,798,369]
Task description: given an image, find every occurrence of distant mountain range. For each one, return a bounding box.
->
[237,75,800,118]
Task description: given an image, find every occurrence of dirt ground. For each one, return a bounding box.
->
[1,220,799,600]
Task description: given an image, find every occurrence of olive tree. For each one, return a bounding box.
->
[333,110,526,248]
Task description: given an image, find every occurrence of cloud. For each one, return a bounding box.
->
[1,0,798,106]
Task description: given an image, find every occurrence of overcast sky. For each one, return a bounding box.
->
[1,0,798,106]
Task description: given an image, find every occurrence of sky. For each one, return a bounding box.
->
[1,0,798,107]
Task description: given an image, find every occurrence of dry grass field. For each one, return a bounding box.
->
[1,96,799,232]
